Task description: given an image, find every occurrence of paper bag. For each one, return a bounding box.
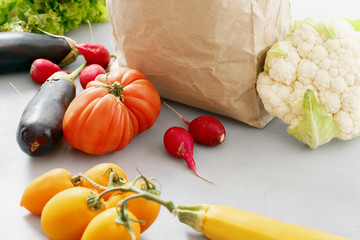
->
[106,0,292,128]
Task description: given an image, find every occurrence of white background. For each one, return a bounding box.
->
[1,1,360,239]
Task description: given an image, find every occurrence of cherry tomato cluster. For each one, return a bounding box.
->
[20,163,169,240]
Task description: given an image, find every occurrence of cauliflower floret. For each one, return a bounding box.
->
[289,116,304,129]
[268,58,297,85]
[283,112,298,125]
[341,86,360,111]
[330,76,347,94]
[335,53,357,75]
[318,90,341,114]
[318,58,331,70]
[344,73,355,86]
[279,41,301,66]
[297,59,318,85]
[355,74,360,86]
[290,20,325,58]
[324,39,341,53]
[334,110,353,137]
[328,67,338,78]
[313,70,330,90]
[256,72,292,119]
[288,89,306,116]
[267,41,300,85]
[349,108,360,135]
[308,44,329,65]
[334,18,359,39]
[257,18,360,148]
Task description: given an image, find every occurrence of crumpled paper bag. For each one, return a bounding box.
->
[106,0,292,128]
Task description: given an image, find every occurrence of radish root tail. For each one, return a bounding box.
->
[162,100,191,125]
[193,170,219,184]
[9,82,25,106]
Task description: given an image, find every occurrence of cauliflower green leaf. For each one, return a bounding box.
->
[342,18,360,31]
[293,18,336,39]
[304,19,337,39]
[287,89,341,149]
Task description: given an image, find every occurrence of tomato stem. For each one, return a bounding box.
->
[87,193,103,211]
[117,193,146,225]
[114,198,144,240]
[98,184,176,213]
[101,81,124,101]
[71,173,107,191]
[107,169,127,188]
[85,173,177,240]
[131,173,161,195]
[95,174,176,214]
[71,175,82,186]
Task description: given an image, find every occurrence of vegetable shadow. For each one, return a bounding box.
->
[23,213,44,237]
[186,232,210,239]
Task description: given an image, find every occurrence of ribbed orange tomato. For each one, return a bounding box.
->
[62,67,161,155]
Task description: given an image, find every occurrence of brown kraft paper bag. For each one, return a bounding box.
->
[106,0,292,128]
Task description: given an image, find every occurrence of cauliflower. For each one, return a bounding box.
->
[257,18,360,149]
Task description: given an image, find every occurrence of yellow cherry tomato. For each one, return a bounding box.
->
[105,181,161,233]
[20,168,74,215]
[41,187,103,240]
[81,207,140,240]
[81,163,127,200]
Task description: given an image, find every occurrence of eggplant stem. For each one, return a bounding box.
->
[68,62,87,80]
[37,28,80,67]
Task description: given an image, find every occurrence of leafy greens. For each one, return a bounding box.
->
[0,0,108,35]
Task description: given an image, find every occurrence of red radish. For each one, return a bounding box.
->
[30,59,66,84]
[75,43,111,68]
[163,101,226,146]
[79,64,106,89]
[163,126,215,183]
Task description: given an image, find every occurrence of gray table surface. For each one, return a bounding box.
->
[1,1,360,239]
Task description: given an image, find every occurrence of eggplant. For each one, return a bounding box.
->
[0,32,79,74]
[16,63,86,157]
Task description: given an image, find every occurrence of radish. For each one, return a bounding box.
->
[74,43,111,68]
[79,64,106,89]
[30,59,66,84]
[163,101,226,146]
[163,126,215,183]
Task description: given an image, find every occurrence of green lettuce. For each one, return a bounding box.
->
[0,0,108,35]
[287,89,341,149]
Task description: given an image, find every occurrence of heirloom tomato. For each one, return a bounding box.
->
[62,67,161,155]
